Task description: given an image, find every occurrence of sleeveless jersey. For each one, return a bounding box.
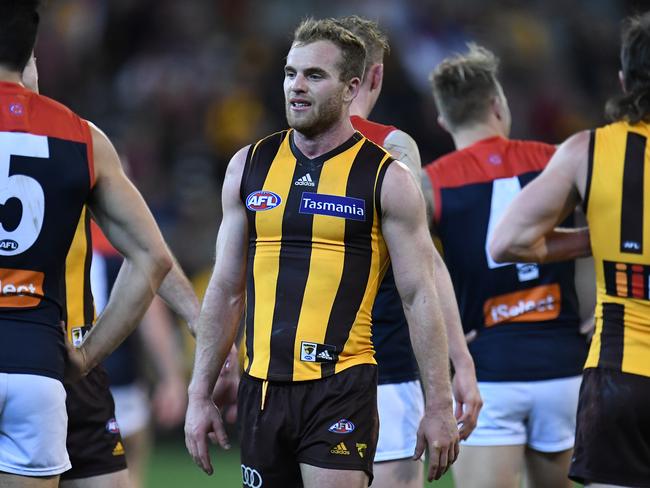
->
[584,121,650,378]
[0,82,94,381]
[425,136,587,382]
[350,115,419,384]
[240,129,393,381]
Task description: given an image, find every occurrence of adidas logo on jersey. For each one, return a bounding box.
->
[317,350,333,360]
[295,173,315,186]
[330,442,350,455]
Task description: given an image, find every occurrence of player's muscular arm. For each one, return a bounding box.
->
[157,252,200,335]
[490,131,592,264]
[185,146,250,475]
[381,161,459,481]
[77,123,172,371]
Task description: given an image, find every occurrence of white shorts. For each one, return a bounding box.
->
[0,373,70,476]
[462,376,581,452]
[375,380,424,462]
[110,383,150,438]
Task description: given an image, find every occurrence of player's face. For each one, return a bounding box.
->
[284,40,350,137]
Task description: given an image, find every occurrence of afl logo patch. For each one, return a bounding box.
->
[328,418,355,434]
[106,418,120,434]
[246,190,282,211]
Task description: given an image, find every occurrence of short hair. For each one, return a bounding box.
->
[336,16,389,75]
[293,18,366,82]
[430,44,501,130]
[0,0,41,72]
[606,13,650,123]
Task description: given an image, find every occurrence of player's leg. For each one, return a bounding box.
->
[524,375,580,488]
[452,445,524,488]
[585,484,630,488]
[300,464,367,488]
[372,460,422,488]
[523,448,572,488]
[451,381,529,488]
[372,381,424,488]
[0,474,59,488]
[0,374,70,487]
[59,471,130,488]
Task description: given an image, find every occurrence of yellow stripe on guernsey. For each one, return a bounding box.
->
[64,206,93,340]
[247,135,295,379]
[585,121,650,377]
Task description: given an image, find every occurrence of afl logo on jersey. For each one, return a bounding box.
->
[246,190,282,211]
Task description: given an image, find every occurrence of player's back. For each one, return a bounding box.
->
[0,81,93,381]
[425,136,587,381]
[584,120,650,377]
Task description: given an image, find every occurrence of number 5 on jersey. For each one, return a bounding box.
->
[0,132,48,256]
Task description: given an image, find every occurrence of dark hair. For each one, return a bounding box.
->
[336,16,389,76]
[293,17,366,82]
[430,43,500,130]
[606,13,650,123]
[0,0,41,72]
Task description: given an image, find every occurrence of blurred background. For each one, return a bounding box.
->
[35,0,646,486]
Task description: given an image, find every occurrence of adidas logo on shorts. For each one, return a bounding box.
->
[295,173,315,186]
[330,442,350,455]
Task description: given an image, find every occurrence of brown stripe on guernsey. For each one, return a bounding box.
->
[619,131,646,255]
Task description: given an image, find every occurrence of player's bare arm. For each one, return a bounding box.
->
[381,160,460,482]
[185,145,249,475]
[421,168,481,438]
[383,129,421,176]
[490,131,592,264]
[73,123,173,372]
[157,252,200,335]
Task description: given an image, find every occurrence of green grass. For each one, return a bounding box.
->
[145,439,455,487]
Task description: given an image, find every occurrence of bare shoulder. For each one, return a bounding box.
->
[381,160,425,220]
[221,145,252,205]
[547,130,591,197]
[382,129,421,176]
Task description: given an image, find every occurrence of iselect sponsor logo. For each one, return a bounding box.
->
[299,192,365,221]
[483,283,561,327]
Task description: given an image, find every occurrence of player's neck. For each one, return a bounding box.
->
[293,116,356,159]
[452,123,506,150]
[0,68,23,86]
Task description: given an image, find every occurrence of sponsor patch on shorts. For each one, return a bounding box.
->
[328,418,355,434]
[106,418,120,434]
[330,442,350,455]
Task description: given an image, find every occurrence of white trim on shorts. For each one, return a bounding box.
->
[0,373,71,476]
[374,380,424,462]
[460,375,581,452]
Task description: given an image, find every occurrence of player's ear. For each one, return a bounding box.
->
[492,95,504,121]
[369,63,383,92]
[344,76,361,104]
[437,115,449,133]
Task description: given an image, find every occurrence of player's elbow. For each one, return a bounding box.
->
[149,246,174,282]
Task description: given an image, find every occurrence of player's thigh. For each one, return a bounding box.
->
[0,473,59,488]
[372,459,422,488]
[300,463,367,488]
[452,445,525,488]
[59,470,130,488]
[523,447,572,488]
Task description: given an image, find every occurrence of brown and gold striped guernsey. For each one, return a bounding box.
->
[240,129,394,381]
[64,207,95,342]
[584,121,650,377]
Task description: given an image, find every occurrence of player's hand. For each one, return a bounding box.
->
[63,322,89,382]
[185,393,230,475]
[452,363,482,440]
[212,345,239,424]
[413,404,460,481]
[153,374,187,429]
